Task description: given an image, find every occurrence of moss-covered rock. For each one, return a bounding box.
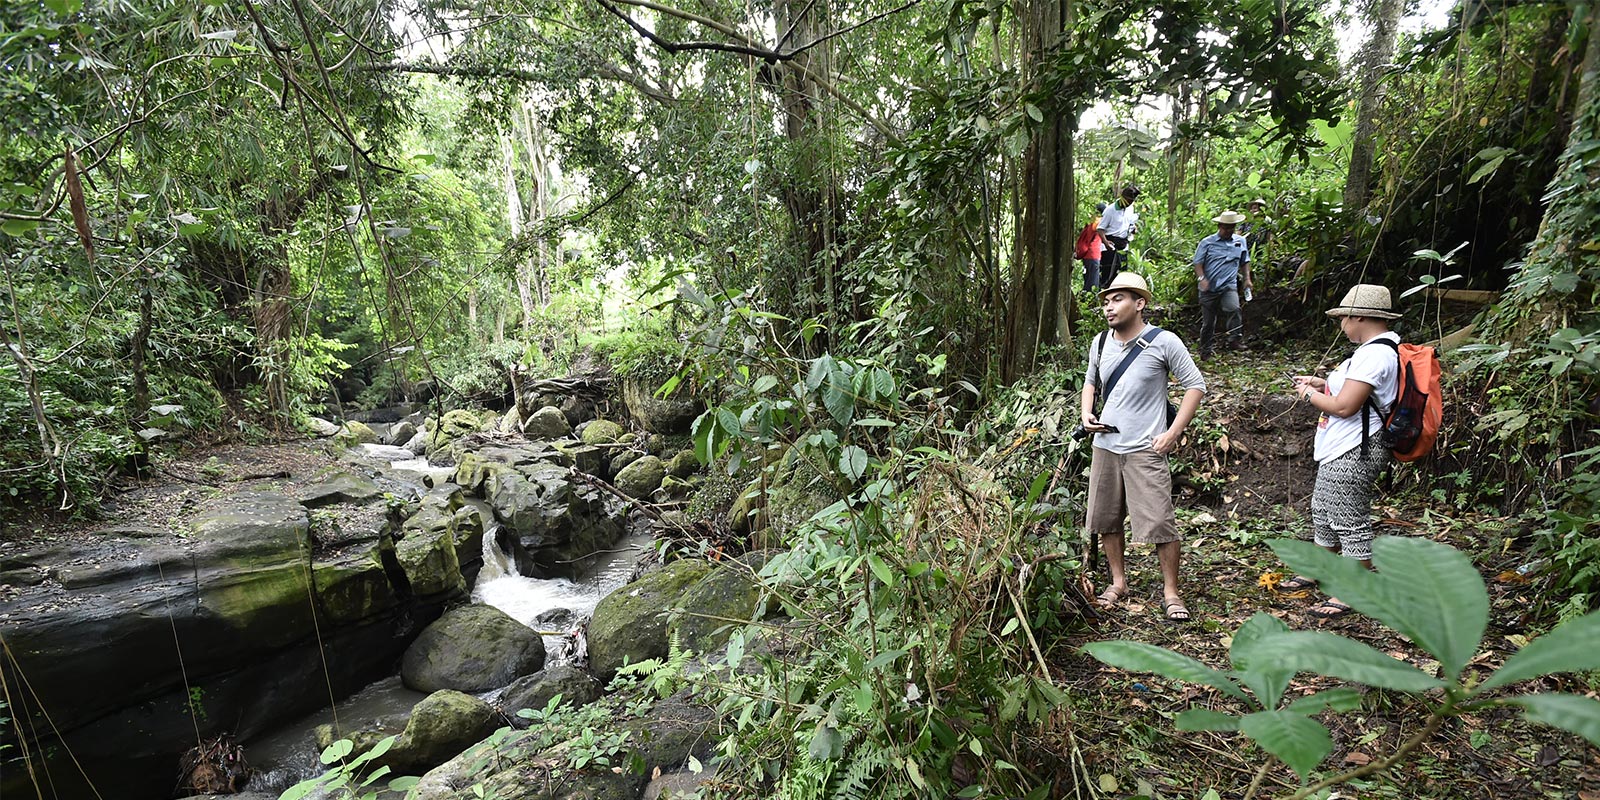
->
[312,552,399,624]
[401,604,546,693]
[522,406,571,440]
[499,407,523,434]
[586,559,712,680]
[615,455,664,499]
[579,419,626,446]
[621,377,703,434]
[664,450,699,478]
[497,665,604,726]
[609,449,644,475]
[667,552,775,654]
[396,521,467,601]
[380,690,500,775]
[427,409,485,457]
[337,420,380,446]
[550,440,604,475]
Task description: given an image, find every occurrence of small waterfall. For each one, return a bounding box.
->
[471,524,653,665]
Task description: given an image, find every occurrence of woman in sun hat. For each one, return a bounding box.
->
[1275,284,1403,620]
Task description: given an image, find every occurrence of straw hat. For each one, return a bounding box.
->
[1247,198,1268,208]
[1326,284,1402,319]
[1212,210,1247,224]
[1099,272,1153,304]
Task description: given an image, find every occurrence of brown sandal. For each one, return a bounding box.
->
[1096,585,1127,609]
[1162,598,1191,623]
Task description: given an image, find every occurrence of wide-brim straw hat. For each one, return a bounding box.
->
[1326,284,1402,319]
[1248,198,1268,207]
[1212,210,1247,224]
[1099,272,1153,304]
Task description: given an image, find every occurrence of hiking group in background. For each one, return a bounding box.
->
[1081,276,1442,626]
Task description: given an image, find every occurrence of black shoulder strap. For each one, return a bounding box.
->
[1098,327,1163,407]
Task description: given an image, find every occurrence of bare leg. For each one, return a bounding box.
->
[1157,540,1182,602]
[1099,532,1128,605]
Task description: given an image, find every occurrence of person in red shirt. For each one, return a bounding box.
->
[1075,201,1107,290]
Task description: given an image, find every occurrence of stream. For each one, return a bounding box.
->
[241,447,653,794]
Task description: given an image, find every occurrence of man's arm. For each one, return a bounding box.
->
[1153,387,1204,455]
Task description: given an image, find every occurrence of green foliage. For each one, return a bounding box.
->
[1085,536,1600,792]
[588,316,682,382]
[279,736,418,800]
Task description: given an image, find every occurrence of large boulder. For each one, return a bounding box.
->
[615,455,664,499]
[401,604,546,693]
[621,377,702,434]
[579,418,626,446]
[497,665,604,726]
[297,470,381,508]
[386,420,419,447]
[522,406,572,440]
[381,690,501,775]
[480,460,625,570]
[427,409,487,458]
[586,559,713,681]
[667,552,775,654]
[337,420,380,446]
[664,450,699,479]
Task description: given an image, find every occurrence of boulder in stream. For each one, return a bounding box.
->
[401,604,546,693]
[615,455,664,499]
[621,377,702,434]
[579,418,626,445]
[522,405,572,440]
[585,559,712,681]
[667,551,776,654]
[382,690,501,775]
[498,664,604,726]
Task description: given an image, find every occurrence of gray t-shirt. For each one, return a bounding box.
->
[1085,325,1207,454]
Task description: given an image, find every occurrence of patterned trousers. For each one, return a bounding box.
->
[1311,444,1389,561]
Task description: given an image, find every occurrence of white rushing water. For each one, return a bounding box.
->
[473,524,655,664]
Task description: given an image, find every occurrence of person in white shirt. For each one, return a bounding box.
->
[1277,284,1402,620]
[1095,185,1141,287]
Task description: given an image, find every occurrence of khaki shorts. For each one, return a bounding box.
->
[1086,446,1180,544]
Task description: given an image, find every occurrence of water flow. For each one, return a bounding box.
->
[473,524,653,664]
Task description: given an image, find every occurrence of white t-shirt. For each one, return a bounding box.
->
[1097,202,1139,241]
[1313,332,1401,463]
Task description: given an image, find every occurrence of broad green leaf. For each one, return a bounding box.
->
[1081,641,1250,702]
[866,553,896,587]
[1369,537,1488,681]
[319,738,353,764]
[1505,693,1600,748]
[1478,611,1600,692]
[805,355,834,391]
[1,218,41,236]
[1285,688,1365,715]
[839,445,868,483]
[1230,612,1293,708]
[1273,537,1488,680]
[1240,710,1333,779]
[1175,709,1241,731]
[1025,103,1044,122]
[1241,631,1444,692]
[823,369,855,426]
[808,723,843,760]
[751,375,778,395]
[43,0,83,15]
[716,407,740,436]
[1024,470,1050,507]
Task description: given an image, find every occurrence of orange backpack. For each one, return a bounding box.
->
[1362,338,1443,462]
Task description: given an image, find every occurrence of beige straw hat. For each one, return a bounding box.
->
[1325,284,1402,319]
[1099,272,1153,304]
[1212,210,1246,224]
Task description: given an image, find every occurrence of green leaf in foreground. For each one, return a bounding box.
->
[1285,687,1365,715]
[1477,611,1600,692]
[1503,693,1600,748]
[1082,641,1250,702]
[1241,631,1445,692]
[1367,536,1488,682]
[1240,710,1334,780]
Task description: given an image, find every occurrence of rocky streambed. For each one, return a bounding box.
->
[0,376,771,800]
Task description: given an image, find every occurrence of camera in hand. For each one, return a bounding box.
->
[1071,423,1119,441]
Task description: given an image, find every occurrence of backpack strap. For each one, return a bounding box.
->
[1096,327,1163,412]
[1356,337,1401,459]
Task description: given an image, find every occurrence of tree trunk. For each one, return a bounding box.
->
[1343,0,1404,214]
[1495,5,1600,342]
[1001,0,1076,383]
[503,133,536,334]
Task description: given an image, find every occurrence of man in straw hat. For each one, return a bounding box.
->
[1191,209,1253,360]
[1080,273,1207,623]
[1276,284,1403,620]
